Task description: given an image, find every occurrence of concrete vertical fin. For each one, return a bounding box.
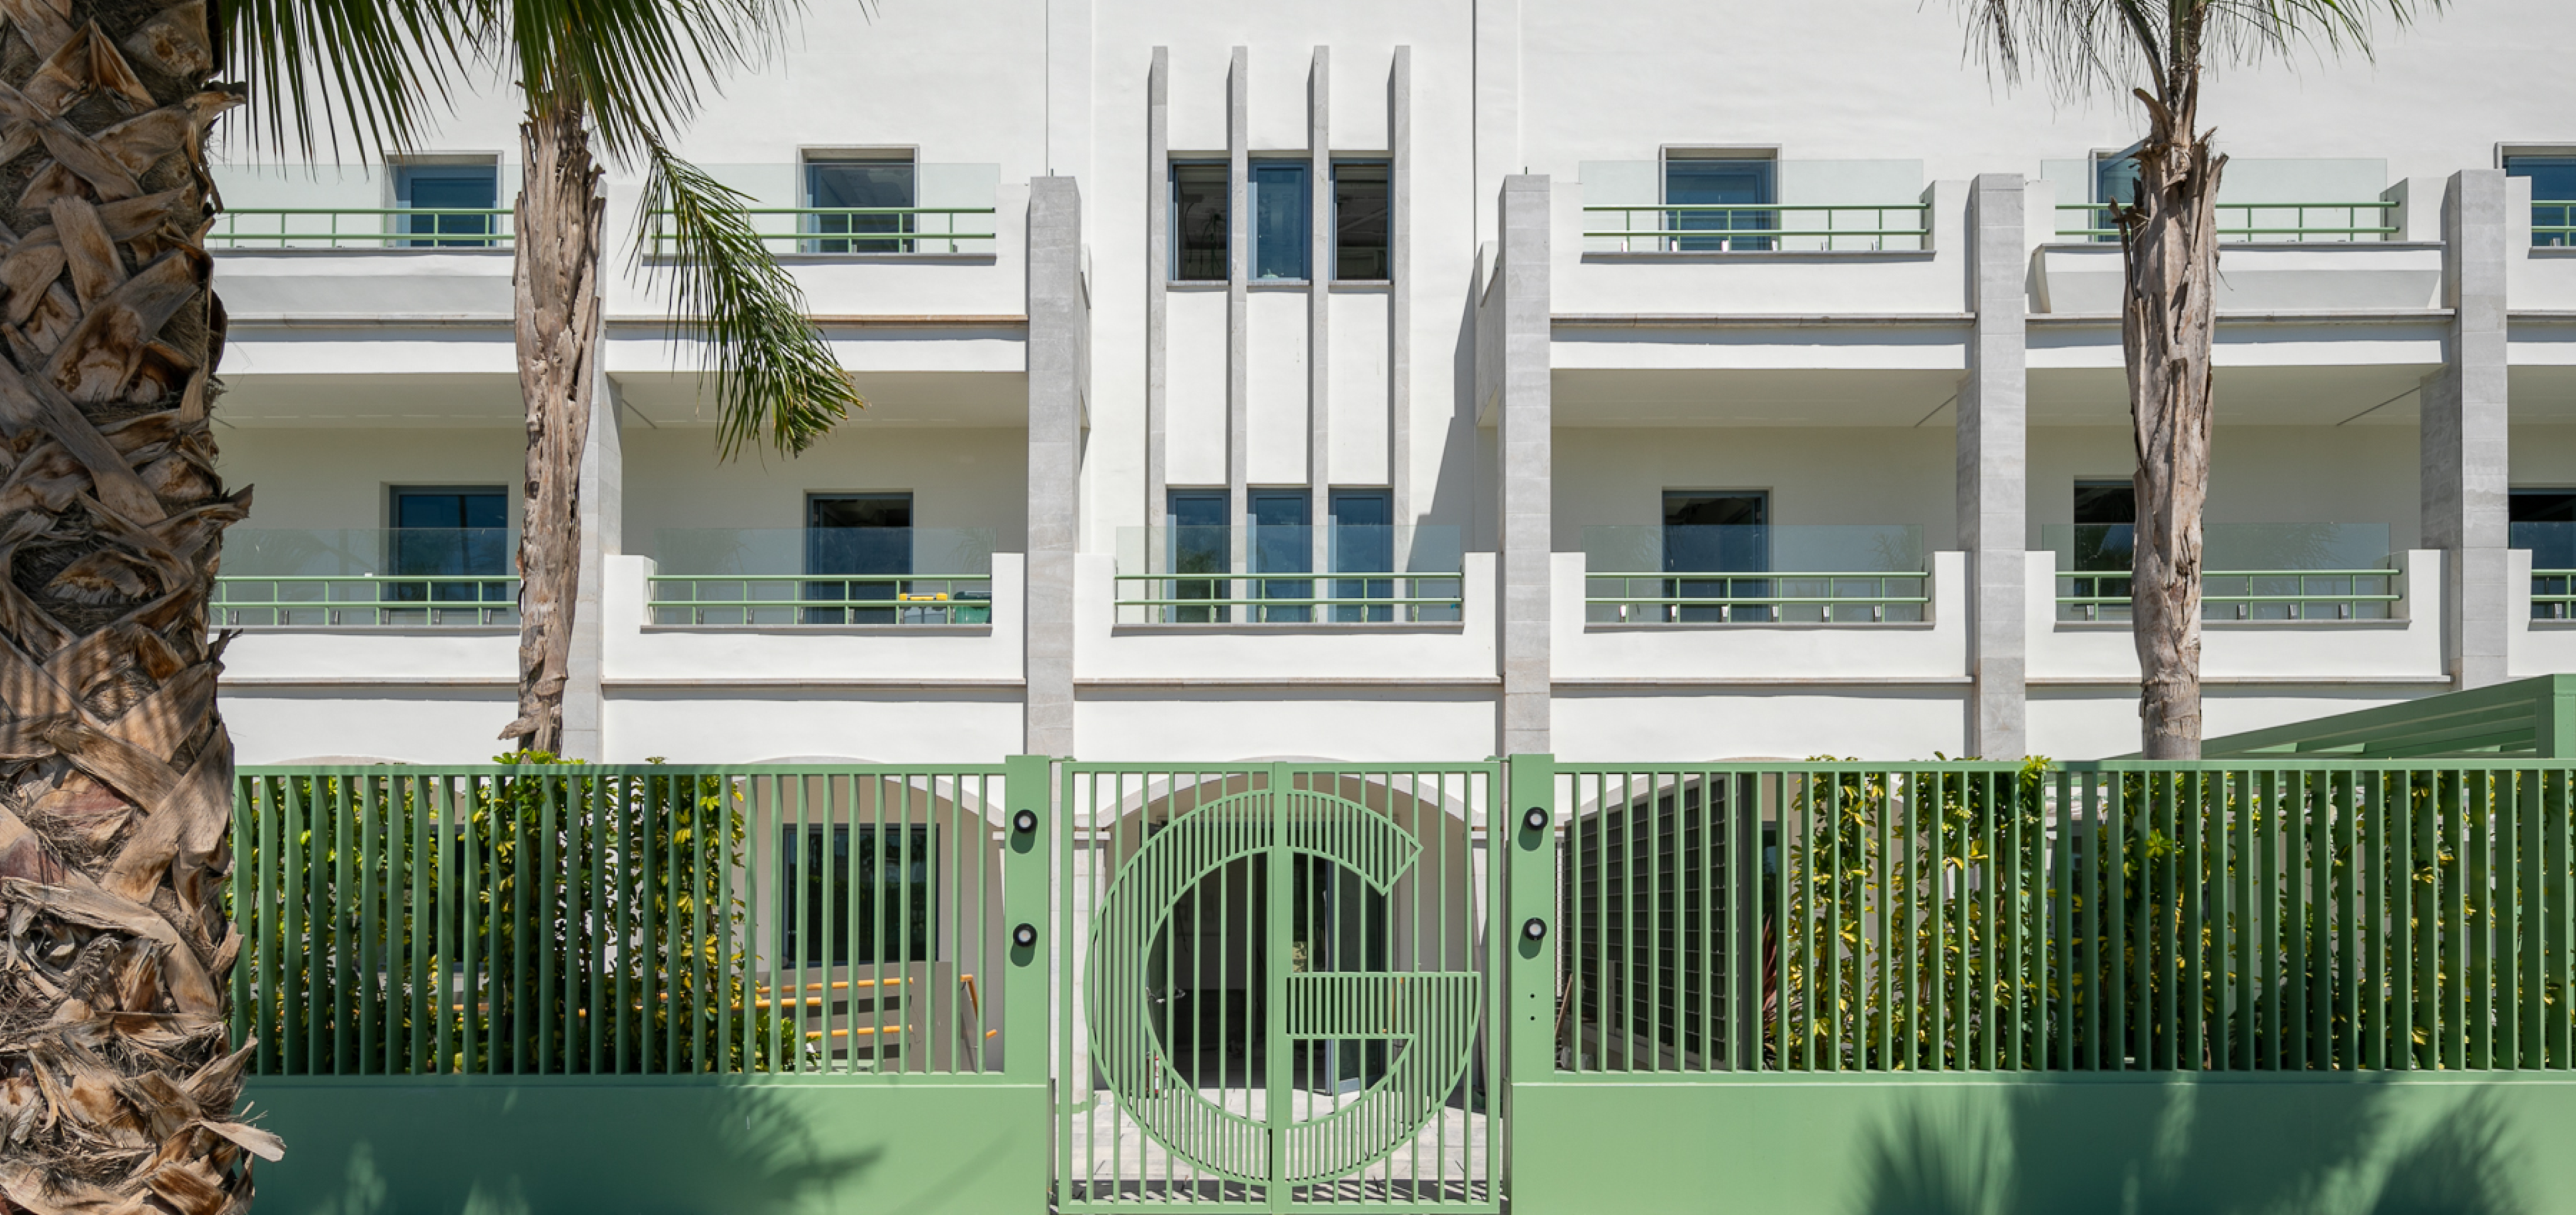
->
[1961,174,2029,759]
[1497,175,1552,756]
[1026,177,1085,758]
[2424,169,2512,690]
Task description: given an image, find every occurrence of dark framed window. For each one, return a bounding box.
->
[394,163,498,247]
[1166,489,1230,622]
[1249,489,1312,622]
[1664,155,1775,252]
[2506,155,2576,248]
[1332,162,1390,280]
[779,824,935,967]
[1171,163,1229,281]
[1663,491,1769,622]
[1250,162,1310,280]
[2091,148,2144,243]
[1329,489,1392,622]
[806,493,912,624]
[388,487,510,610]
[806,154,917,253]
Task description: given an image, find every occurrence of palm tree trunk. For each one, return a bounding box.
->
[2121,73,2224,760]
[501,101,604,754]
[0,2,278,1209]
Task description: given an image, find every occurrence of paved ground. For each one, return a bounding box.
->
[1065,1085,1493,1205]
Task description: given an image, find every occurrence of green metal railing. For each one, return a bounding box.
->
[230,763,1030,1077]
[2058,569,2402,623]
[1583,203,1930,253]
[646,207,997,256]
[1586,571,1928,624]
[2054,201,2399,243]
[2534,570,2576,619]
[648,574,993,625]
[209,208,514,249]
[1114,571,1465,624]
[213,575,518,626]
[1538,759,2576,1075]
[2534,201,2576,247]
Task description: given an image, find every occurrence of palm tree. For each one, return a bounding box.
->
[0,0,855,1206]
[1958,0,2440,757]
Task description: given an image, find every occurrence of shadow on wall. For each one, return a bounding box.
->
[1851,1078,2528,1215]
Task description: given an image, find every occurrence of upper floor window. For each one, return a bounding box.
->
[1171,163,1228,281]
[1663,152,1775,252]
[806,492,913,623]
[394,160,498,248]
[388,486,511,615]
[1333,162,1390,280]
[1250,162,1311,280]
[806,151,917,253]
[2505,153,2576,248]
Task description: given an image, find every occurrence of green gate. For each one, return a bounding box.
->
[1056,762,1506,1210]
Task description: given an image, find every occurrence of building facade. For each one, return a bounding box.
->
[206,0,2576,767]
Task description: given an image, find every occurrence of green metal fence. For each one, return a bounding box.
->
[648,574,993,625]
[1582,203,1930,253]
[2057,567,2402,622]
[2534,569,2576,619]
[2054,201,2400,243]
[213,574,518,627]
[209,208,514,249]
[1113,571,1465,624]
[645,206,998,256]
[2536,201,2576,247]
[229,763,1038,1077]
[1533,759,2576,1075]
[1585,570,1928,624]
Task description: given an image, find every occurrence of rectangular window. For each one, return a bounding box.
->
[1166,489,1231,621]
[1251,162,1311,280]
[1330,489,1393,623]
[1663,153,1775,252]
[806,152,917,253]
[1171,163,1229,281]
[1663,491,1768,622]
[2506,155,2576,248]
[1249,489,1312,621]
[388,487,510,616]
[2091,149,2143,243]
[394,162,498,248]
[2513,492,2576,620]
[779,824,934,967]
[806,492,913,624]
[1333,162,1391,280]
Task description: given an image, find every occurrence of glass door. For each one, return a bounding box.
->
[1663,492,1768,622]
[806,494,911,623]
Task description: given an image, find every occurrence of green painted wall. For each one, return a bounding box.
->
[1512,1074,2576,1215]
[242,1078,1045,1215]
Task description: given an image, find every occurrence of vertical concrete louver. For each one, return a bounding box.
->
[1027,177,1086,757]
[2423,169,2512,691]
[561,369,621,762]
[1497,175,1552,755]
[1961,174,2029,758]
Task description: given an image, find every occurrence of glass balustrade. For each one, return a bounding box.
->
[2044,523,2399,623]
[648,528,997,626]
[1580,524,1927,624]
[1113,526,1463,624]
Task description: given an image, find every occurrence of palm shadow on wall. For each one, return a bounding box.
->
[1852,1077,2527,1215]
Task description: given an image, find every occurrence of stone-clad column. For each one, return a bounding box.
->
[1497,175,1552,756]
[1026,177,1085,757]
[2423,169,2512,691]
[1960,174,2028,758]
[561,369,620,762]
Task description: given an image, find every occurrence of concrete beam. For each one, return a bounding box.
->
[2423,169,2512,691]
[1961,174,2028,758]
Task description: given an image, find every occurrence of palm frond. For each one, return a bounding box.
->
[502,0,822,166]
[635,143,861,460]
[219,0,478,158]
[1958,0,2443,100]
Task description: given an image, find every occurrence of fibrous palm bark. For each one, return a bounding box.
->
[498,99,600,755]
[0,0,279,1210]
[2118,76,2223,760]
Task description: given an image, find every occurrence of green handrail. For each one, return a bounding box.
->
[646,206,999,256]
[650,574,993,625]
[1582,203,1930,253]
[1113,570,1463,623]
[213,574,518,626]
[2054,201,2400,242]
[2535,201,2576,247]
[2058,567,2401,622]
[1585,570,1929,624]
[2531,569,2576,619]
[209,208,514,250]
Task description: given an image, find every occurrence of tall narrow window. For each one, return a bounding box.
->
[1663,154,1775,252]
[2506,155,2576,248]
[1329,489,1392,622]
[1663,492,1768,622]
[1166,490,1230,621]
[388,487,510,620]
[806,493,912,624]
[1251,162,1311,280]
[2091,148,2143,243]
[807,152,917,253]
[394,162,497,247]
[1332,162,1391,281]
[1171,164,1229,281]
[1249,489,1312,622]
[2513,489,2576,618]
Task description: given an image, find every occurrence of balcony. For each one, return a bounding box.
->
[646,528,997,628]
[2051,200,2400,244]
[214,528,518,628]
[1111,526,1463,626]
[1579,524,1928,625]
[2043,523,2402,624]
[642,162,999,260]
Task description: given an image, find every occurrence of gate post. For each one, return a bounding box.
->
[1505,754,1557,1080]
[1002,755,1052,1084]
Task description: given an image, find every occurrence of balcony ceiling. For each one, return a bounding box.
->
[614,370,1030,428]
[216,373,519,427]
[1550,367,1964,426]
[2030,365,2434,427]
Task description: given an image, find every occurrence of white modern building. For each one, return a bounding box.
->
[205,0,2576,767]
